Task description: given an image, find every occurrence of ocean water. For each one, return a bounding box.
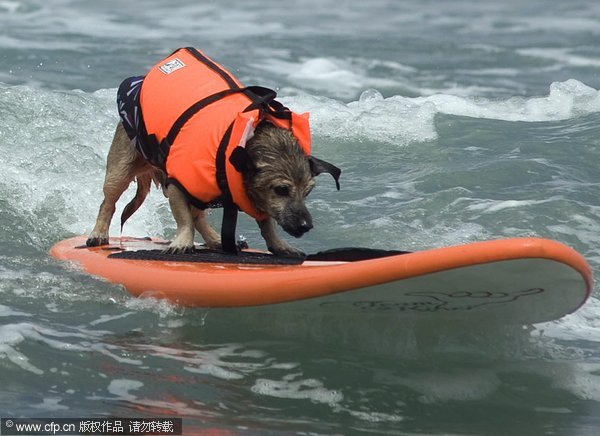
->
[1,0,600,434]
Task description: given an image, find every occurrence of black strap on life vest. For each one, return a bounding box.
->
[184,47,239,89]
[214,123,239,253]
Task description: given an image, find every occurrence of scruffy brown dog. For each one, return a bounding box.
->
[87,48,340,257]
[87,121,337,257]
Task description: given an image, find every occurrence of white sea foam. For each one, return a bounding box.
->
[282,89,438,145]
[514,359,600,402]
[510,16,600,36]
[89,312,135,326]
[0,1,21,14]
[0,1,288,47]
[0,322,87,375]
[123,295,184,319]
[0,84,169,243]
[252,375,344,405]
[31,397,69,411]
[107,378,143,401]
[465,199,553,214]
[0,304,30,317]
[256,56,415,99]
[136,343,273,381]
[412,79,600,121]
[0,322,90,351]
[344,410,403,423]
[98,376,215,418]
[391,369,501,404]
[551,363,600,402]
[282,79,600,146]
[0,320,141,375]
[519,48,600,68]
[89,343,144,366]
[547,220,600,249]
[537,298,600,342]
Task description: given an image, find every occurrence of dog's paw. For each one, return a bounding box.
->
[204,240,222,250]
[86,236,109,247]
[162,244,196,255]
[268,244,306,258]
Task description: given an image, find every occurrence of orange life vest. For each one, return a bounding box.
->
[138,47,312,221]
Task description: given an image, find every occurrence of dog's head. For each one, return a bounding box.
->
[231,122,340,237]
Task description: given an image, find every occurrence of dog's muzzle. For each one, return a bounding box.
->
[282,215,313,238]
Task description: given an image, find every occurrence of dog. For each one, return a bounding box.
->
[86,48,340,257]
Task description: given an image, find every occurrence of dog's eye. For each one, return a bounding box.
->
[273,185,290,196]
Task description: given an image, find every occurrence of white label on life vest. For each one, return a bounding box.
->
[159,58,186,74]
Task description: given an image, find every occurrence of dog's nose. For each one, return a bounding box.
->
[299,220,313,233]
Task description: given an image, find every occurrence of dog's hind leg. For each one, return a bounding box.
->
[87,124,138,247]
[193,209,222,250]
[86,176,133,247]
[164,184,196,254]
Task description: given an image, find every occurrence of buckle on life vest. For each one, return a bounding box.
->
[242,86,278,113]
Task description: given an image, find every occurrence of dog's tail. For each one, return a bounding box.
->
[120,172,162,232]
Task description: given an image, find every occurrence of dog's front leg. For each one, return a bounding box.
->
[257,218,305,258]
[165,184,195,253]
[193,209,222,250]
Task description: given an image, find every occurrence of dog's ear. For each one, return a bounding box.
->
[230,146,257,175]
[309,156,341,190]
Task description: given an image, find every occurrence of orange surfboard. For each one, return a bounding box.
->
[50,236,592,324]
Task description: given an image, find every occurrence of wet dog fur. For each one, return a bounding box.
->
[86,121,333,257]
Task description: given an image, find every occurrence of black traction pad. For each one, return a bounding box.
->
[107,247,410,265]
[108,249,304,265]
[306,247,410,262]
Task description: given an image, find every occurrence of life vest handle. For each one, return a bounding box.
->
[241,86,278,112]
